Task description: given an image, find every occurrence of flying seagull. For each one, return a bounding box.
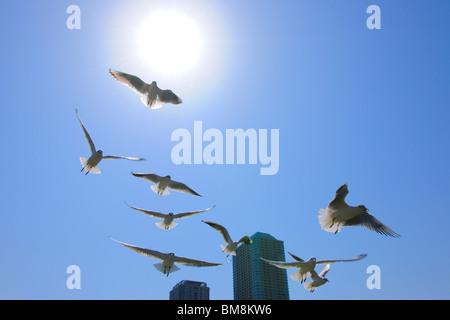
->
[109,69,182,109]
[125,202,215,230]
[110,237,227,277]
[318,183,400,237]
[75,109,144,175]
[131,172,202,197]
[303,264,331,293]
[261,253,367,283]
[202,220,252,257]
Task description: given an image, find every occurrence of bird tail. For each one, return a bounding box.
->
[151,183,170,195]
[156,221,178,230]
[303,282,315,292]
[220,244,236,256]
[318,208,340,234]
[290,270,311,282]
[153,263,180,275]
[80,157,101,174]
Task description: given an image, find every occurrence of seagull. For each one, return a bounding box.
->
[110,237,227,277]
[318,183,400,237]
[202,220,252,257]
[75,109,145,175]
[261,253,367,283]
[303,264,331,293]
[109,69,182,109]
[125,202,215,230]
[131,172,202,197]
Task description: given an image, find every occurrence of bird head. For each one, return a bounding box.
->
[98,150,103,155]
[168,252,175,257]
[165,175,171,179]
[336,182,348,194]
[357,205,369,212]
[168,212,174,217]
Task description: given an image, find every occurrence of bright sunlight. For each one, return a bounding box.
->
[137,10,203,75]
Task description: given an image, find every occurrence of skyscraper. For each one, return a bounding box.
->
[169,280,210,300]
[232,232,289,300]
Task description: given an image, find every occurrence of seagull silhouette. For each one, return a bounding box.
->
[125,202,215,230]
[202,220,252,257]
[109,69,182,109]
[110,237,227,277]
[318,183,400,237]
[75,109,144,175]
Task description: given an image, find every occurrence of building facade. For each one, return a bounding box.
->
[232,232,289,300]
[169,280,210,300]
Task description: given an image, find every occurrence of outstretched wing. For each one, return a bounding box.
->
[288,252,305,263]
[168,179,202,197]
[110,237,166,261]
[319,264,331,278]
[328,182,349,209]
[237,235,252,245]
[202,220,233,244]
[124,202,167,219]
[157,88,182,104]
[316,254,368,265]
[173,205,215,220]
[131,172,163,184]
[344,212,400,237]
[260,257,305,269]
[103,155,145,161]
[75,109,96,155]
[174,255,227,267]
[109,69,149,95]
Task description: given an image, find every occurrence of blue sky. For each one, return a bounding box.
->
[0,0,449,300]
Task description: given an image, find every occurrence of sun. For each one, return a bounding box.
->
[136,10,202,75]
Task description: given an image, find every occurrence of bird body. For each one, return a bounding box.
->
[303,264,331,293]
[318,183,400,237]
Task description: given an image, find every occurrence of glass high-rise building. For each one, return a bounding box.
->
[232,232,289,300]
[169,280,210,300]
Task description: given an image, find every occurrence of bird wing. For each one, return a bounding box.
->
[156,87,182,104]
[260,257,305,269]
[131,172,163,184]
[103,155,145,161]
[173,255,227,267]
[319,264,331,278]
[75,109,96,155]
[173,205,215,220]
[202,220,233,244]
[237,235,252,245]
[124,202,167,219]
[110,237,166,261]
[344,212,400,237]
[316,254,368,265]
[288,252,305,262]
[328,182,349,209]
[168,179,202,197]
[109,69,149,95]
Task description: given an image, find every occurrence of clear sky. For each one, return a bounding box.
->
[0,0,449,300]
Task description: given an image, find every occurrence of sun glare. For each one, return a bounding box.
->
[137,10,202,75]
